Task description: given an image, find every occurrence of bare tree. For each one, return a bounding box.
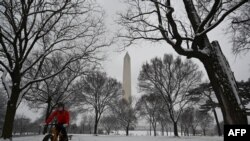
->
[111,99,137,136]
[79,115,95,134]
[24,53,88,134]
[229,2,250,54]
[136,94,164,136]
[179,107,193,136]
[100,115,120,135]
[13,114,31,136]
[75,71,122,135]
[119,0,249,125]
[156,105,171,136]
[199,111,214,136]
[138,54,202,136]
[191,108,204,136]
[0,0,112,138]
[190,83,222,136]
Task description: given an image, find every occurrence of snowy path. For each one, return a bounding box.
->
[4,135,223,141]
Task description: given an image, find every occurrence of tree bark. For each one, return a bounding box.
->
[202,41,248,124]
[173,122,178,136]
[1,79,20,139]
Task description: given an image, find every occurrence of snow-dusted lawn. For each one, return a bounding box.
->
[1,134,223,141]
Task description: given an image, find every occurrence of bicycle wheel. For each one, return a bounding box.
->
[42,134,53,141]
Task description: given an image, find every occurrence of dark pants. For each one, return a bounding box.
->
[56,124,68,141]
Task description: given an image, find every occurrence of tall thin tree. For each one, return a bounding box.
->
[138,54,202,136]
[75,71,122,135]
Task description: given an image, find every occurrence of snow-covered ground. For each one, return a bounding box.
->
[1,134,223,141]
[113,130,176,136]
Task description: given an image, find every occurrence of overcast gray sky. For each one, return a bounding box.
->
[17,0,250,122]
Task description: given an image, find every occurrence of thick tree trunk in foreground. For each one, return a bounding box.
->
[1,81,20,139]
[2,102,16,139]
[202,41,247,124]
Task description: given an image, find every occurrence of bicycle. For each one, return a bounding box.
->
[42,124,69,141]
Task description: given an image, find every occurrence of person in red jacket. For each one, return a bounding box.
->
[45,102,70,140]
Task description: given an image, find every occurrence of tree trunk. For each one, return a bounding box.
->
[149,117,152,136]
[192,127,196,136]
[1,83,20,139]
[153,127,156,136]
[185,127,189,136]
[89,124,92,134]
[94,114,99,135]
[153,122,157,136]
[212,107,222,136]
[203,129,206,136]
[43,97,52,134]
[161,122,164,136]
[107,130,110,135]
[126,123,129,136]
[173,122,178,136]
[166,126,168,136]
[201,41,248,124]
[169,127,171,136]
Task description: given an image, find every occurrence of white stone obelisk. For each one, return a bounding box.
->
[123,52,132,104]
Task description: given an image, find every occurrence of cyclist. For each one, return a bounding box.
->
[45,102,70,141]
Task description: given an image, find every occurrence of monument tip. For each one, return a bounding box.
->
[125,51,130,58]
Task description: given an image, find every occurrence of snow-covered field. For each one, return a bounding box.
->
[1,134,223,141]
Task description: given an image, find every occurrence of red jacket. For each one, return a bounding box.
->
[46,110,70,125]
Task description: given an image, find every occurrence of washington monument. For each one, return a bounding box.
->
[123,52,132,104]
